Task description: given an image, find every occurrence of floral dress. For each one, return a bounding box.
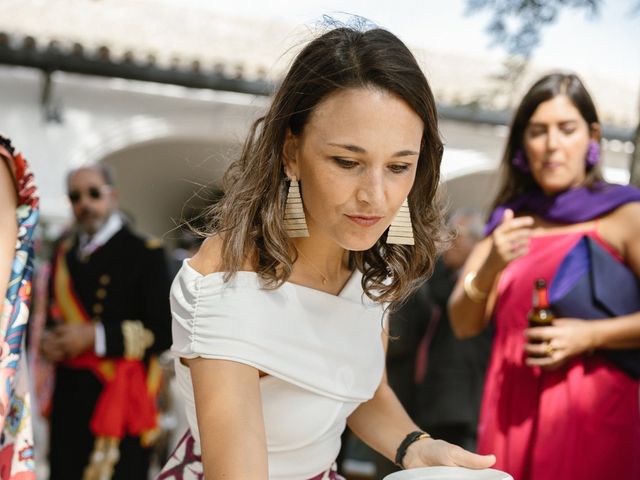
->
[0,136,39,479]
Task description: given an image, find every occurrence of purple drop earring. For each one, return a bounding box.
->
[511,149,529,173]
[586,140,600,168]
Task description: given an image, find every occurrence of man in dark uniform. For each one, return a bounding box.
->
[40,164,172,480]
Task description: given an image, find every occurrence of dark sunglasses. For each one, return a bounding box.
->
[68,186,106,204]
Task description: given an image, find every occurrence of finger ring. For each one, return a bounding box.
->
[545,343,555,356]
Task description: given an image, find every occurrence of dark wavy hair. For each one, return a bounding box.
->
[491,72,604,211]
[201,25,445,307]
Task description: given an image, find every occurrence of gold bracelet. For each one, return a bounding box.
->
[463,271,489,303]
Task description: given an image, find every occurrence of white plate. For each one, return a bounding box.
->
[383,466,513,480]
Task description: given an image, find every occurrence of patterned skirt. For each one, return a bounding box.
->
[157,431,344,480]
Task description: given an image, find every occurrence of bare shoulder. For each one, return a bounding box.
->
[0,158,17,213]
[610,201,640,221]
[603,202,640,235]
[188,234,257,275]
[598,202,640,254]
[188,235,225,275]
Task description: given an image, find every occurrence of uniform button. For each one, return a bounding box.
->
[96,288,107,300]
[92,304,104,314]
[99,275,111,286]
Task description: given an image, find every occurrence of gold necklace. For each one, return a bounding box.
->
[296,249,329,285]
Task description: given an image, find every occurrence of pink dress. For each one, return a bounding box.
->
[477,229,640,480]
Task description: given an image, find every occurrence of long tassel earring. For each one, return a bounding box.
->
[284,176,309,238]
[387,198,414,245]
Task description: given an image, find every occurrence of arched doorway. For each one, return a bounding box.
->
[101,137,238,243]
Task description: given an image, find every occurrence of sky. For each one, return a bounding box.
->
[181,0,640,87]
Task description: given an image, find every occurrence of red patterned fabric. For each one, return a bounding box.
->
[157,431,345,480]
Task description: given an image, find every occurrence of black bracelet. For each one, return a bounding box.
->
[394,430,431,469]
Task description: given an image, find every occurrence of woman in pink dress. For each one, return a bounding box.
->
[449,73,640,480]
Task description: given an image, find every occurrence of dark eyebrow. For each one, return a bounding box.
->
[558,120,579,126]
[528,119,579,128]
[327,142,366,153]
[327,142,419,158]
[392,150,420,158]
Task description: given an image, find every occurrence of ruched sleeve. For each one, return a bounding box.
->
[170,261,385,403]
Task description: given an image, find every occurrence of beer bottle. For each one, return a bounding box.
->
[528,278,554,329]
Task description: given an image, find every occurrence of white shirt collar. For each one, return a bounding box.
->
[78,212,124,259]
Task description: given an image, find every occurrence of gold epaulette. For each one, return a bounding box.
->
[144,238,163,250]
[122,320,155,360]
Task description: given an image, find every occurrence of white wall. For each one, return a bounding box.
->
[0,65,631,238]
[0,65,266,228]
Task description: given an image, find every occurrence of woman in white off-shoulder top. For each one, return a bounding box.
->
[158,24,496,480]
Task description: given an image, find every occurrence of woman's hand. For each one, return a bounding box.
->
[524,319,598,369]
[403,437,496,470]
[485,209,534,272]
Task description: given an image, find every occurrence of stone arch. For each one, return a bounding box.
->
[98,135,237,242]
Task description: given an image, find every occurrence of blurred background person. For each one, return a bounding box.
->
[449,73,640,480]
[373,209,492,479]
[168,231,203,280]
[0,135,39,479]
[370,284,431,479]
[39,164,172,480]
[415,209,492,451]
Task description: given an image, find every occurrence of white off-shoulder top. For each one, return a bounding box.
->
[170,260,386,480]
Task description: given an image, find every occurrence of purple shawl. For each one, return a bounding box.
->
[484,182,640,236]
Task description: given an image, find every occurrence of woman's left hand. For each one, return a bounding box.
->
[402,437,496,470]
[524,319,597,369]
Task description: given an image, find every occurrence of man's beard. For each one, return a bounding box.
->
[77,209,108,235]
